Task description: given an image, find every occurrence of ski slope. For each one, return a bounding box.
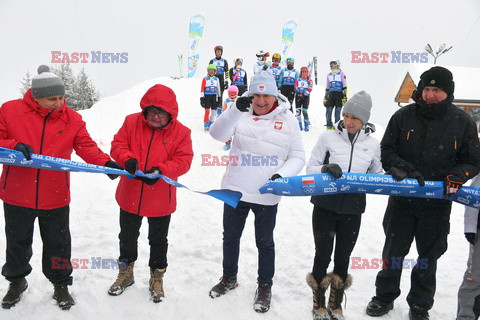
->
[0,77,469,319]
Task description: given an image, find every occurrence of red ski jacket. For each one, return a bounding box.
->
[0,89,111,210]
[111,84,193,217]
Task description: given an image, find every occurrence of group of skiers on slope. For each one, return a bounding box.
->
[1,62,479,320]
[200,45,319,134]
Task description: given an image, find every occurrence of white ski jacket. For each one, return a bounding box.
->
[210,93,305,205]
[307,122,382,176]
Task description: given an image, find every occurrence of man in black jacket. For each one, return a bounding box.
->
[366,66,480,320]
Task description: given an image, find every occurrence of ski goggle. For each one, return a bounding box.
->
[330,61,338,66]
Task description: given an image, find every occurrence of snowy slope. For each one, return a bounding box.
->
[0,77,468,320]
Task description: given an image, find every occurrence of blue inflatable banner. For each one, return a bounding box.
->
[0,147,241,208]
[259,173,480,209]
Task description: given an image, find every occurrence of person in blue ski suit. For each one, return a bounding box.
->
[295,66,314,131]
[209,45,229,109]
[279,57,298,112]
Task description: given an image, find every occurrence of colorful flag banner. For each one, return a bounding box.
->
[280,20,297,59]
[187,14,205,78]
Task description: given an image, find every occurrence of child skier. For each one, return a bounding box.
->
[229,58,248,96]
[295,66,314,131]
[220,85,239,151]
[209,45,229,109]
[268,53,283,88]
[200,64,221,131]
[279,57,298,111]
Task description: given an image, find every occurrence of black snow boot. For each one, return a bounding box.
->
[209,276,238,298]
[1,278,28,309]
[253,282,272,313]
[53,283,75,310]
[409,304,430,320]
[366,296,393,317]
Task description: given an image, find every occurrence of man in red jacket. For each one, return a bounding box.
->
[108,84,193,303]
[0,65,122,310]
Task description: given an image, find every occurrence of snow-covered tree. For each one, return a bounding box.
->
[51,63,76,107]
[73,68,101,110]
[19,70,32,97]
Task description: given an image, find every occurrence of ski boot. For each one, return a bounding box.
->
[223,144,231,151]
[298,118,303,131]
[304,119,311,132]
[217,108,222,117]
[204,121,212,132]
[253,282,272,313]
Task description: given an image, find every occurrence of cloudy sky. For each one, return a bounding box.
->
[1,0,479,123]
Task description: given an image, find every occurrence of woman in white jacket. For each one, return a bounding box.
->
[305,91,382,320]
[208,71,305,313]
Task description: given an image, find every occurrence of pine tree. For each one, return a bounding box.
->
[74,68,101,110]
[51,63,76,108]
[20,71,32,97]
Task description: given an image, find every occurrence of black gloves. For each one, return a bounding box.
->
[321,163,343,179]
[388,167,408,181]
[14,143,34,160]
[134,167,161,185]
[224,81,229,90]
[262,64,269,71]
[407,170,425,186]
[465,232,476,245]
[270,174,282,181]
[236,96,253,112]
[125,158,139,175]
[445,174,466,196]
[105,161,123,180]
[388,167,425,186]
[200,97,206,108]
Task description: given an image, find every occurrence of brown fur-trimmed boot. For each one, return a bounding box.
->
[306,273,331,320]
[327,273,352,320]
[149,268,166,303]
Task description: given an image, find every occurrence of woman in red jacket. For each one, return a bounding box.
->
[108,84,193,303]
[0,65,122,310]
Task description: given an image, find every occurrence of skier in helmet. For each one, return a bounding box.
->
[279,57,299,112]
[253,50,270,75]
[268,53,283,88]
[209,45,229,109]
[200,64,222,131]
[229,57,248,96]
[324,60,347,130]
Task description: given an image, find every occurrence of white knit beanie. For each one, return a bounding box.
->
[249,71,278,97]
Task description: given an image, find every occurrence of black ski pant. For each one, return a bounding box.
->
[222,201,278,285]
[374,197,450,311]
[280,85,296,112]
[1,203,72,285]
[295,95,310,120]
[217,75,225,108]
[311,206,361,283]
[118,209,171,270]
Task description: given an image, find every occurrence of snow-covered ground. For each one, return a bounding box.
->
[0,77,468,319]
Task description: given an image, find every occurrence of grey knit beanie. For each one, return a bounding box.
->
[249,71,278,97]
[342,90,372,124]
[31,65,65,98]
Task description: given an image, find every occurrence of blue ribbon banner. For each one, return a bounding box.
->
[0,147,241,208]
[259,172,480,209]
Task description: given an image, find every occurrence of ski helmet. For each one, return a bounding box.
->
[207,64,217,72]
[329,60,338,67]
[214,45,223,52]
[272,53,281,61]
[234,57,243,64]
[286,57,295,63]
[227,85,239,94]
[300,67,309,73]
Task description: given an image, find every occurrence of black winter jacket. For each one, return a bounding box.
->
[381,94,480,209]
